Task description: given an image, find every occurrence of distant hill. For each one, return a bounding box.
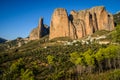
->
[0,37,7,43]
[114,12,120,25]
[0,37,30,52]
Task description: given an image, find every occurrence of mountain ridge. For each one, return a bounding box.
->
[0,37,7,43]
[29,6,115,40]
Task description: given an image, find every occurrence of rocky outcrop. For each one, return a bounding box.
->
[49,6,114,40]
[29,18,49,40]
[89,6,114,31]
[49,8,69,40]
[69,10,93,39]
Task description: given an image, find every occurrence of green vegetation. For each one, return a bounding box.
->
[107,24,120,43]
[112,25,120,43]
[21,69,34,80]
[47,55,55,65]
[50,37,72,42]
[114,12,120,25]
[91,30,110,37]
[0,39,120,80]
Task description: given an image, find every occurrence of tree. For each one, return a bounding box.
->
[47,55,55,65]
[70,52,83,65]
[105,45,120,69]
[95,45,120,71]
[95,48,105,62]
[112,25,120,43]
[47,55,55,71]
[21,69,34,80]
[70,52,85,75]
[95,48,106,72]
[83,49,95,73]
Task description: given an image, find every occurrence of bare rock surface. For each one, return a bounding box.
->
[49,6,114,40]
[49,8,69,40]
[29,18,49,40]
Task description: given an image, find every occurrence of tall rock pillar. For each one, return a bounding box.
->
[49,8,69,40]
[29,18,44,40]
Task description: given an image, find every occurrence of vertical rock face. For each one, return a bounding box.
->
[89,6,114,31]
[49,6,114,40]
[29,18,49,40]
[49,8,69,40]
[70,10,93,39]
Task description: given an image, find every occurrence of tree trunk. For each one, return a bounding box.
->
[108,59,111,70]
[98,62,103,73]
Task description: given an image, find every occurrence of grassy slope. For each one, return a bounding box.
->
[0,37,120,79]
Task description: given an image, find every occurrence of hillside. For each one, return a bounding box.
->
[0,37,7,43]
[114,12,120,25]
[0,37,29,52]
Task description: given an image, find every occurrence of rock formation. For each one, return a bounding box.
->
[29,18,49,40]
[49,8,69,40]
[89,6,114,31]
[49,6,114,40]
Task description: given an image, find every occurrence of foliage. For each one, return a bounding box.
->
[114,12,120,24]
[47,55,55,65]
[83,49,95,66]
[108,69,120,80]
[2,58,25,79]
[70,52,81,65]
[21,69,34,80]
[95,48,105,61]
[91,30,109,37]
[49,37,72,42]
[109,25,120,43]
[114,25,120,43]
[0,37,120,80]
[10,58,25,73]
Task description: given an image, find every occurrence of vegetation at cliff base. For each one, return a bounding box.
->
[0,38,120,80]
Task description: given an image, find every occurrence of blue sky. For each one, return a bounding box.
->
[0,0,120,40]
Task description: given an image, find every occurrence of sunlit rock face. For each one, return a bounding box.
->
[49,6,114,40]
[49,8,69,40]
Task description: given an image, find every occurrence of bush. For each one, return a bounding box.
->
[21,69,34,80]
[108,69,120,80]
